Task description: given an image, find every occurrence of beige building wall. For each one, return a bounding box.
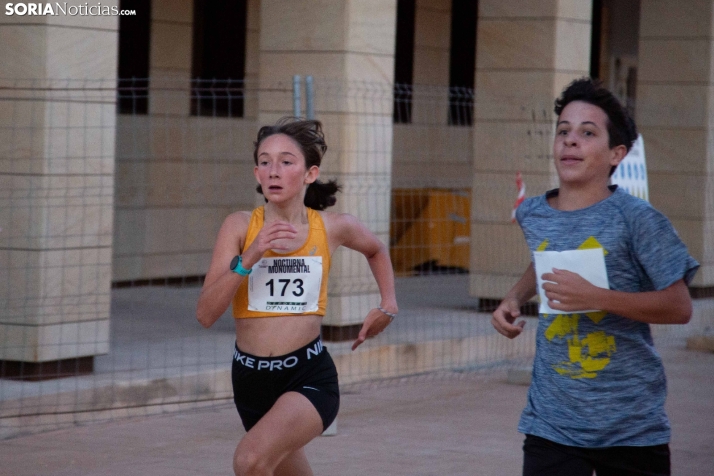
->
[392,0,474,189]
[112,0,261,282]
[148,0,192,117]
[411,0,451,125]
[470,0,593,299]
[257,0,397,327]
[636,0,714,287]
[0,8,118,362]
[392,124,473,189]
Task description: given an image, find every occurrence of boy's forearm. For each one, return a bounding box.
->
[593,280,692,324]
[505,263,537,305]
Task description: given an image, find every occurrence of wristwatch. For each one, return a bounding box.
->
[230,255,252,276]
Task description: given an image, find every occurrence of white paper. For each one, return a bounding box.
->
[533,248,609,314]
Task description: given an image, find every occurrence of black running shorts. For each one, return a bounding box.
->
[231,336,340,432]
[523,434,671,476]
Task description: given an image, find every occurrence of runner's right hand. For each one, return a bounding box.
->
[491,298,526,339]
[242,221,298,267]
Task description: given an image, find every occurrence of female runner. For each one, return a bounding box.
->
[196,117,398,476]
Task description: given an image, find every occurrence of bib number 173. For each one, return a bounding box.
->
[265,278,304,297]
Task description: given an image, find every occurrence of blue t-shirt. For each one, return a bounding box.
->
[515,186,699,448]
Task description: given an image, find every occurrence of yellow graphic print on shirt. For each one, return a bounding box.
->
[539,237,616,379]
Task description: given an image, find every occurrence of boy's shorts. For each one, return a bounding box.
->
[523,434,670,476]
[231,336,339,432]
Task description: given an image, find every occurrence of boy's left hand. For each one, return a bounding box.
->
[541,268,599,312]
[351,308,393,351]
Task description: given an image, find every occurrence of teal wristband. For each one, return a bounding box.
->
[230,255,252,276]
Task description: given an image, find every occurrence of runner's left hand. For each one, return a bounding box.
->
[351,308,393,351]
[541,268,598,312]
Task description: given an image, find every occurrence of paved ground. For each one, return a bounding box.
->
[2,345,712,476]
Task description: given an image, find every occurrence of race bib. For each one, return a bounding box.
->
[248,256,322,313]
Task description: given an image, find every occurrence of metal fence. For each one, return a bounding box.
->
[0,78,710,439]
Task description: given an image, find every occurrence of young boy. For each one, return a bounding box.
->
[492,78,699,476]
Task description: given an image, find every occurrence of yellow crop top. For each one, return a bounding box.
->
[232,207,331,318]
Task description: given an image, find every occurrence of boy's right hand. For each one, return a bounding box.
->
[491,298,526,339]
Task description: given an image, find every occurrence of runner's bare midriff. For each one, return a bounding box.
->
[235,314,323,357]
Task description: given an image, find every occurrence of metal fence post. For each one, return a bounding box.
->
[305,75,315,120]
[293,75,302,117]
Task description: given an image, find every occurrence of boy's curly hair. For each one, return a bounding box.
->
[555,78,638,176]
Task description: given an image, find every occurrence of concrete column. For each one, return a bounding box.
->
[636,0,714,288]
[411,0,452,125]
[470,0,593,299]
[148,0,193,116]
[257,0,397,334]
[0,7,118,375]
